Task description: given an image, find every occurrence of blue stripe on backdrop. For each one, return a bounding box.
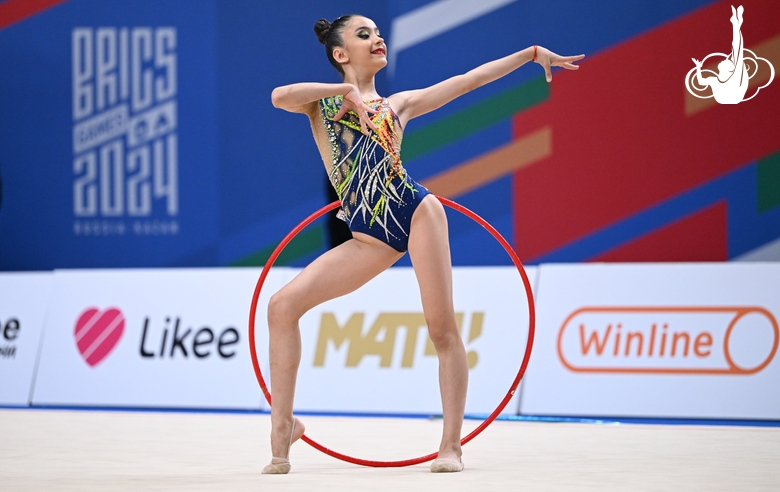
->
[449,212,514,267]
[447,177,514,244]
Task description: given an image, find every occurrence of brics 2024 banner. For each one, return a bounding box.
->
[0,0,218,270]
[71,27,179,238]
[1,0,780,271]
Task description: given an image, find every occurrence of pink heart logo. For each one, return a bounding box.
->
[74,307,125,367]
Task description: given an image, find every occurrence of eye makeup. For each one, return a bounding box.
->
[354,27,382,39]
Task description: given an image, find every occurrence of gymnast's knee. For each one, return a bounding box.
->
[267,290,302,329]
[426,314,462,350]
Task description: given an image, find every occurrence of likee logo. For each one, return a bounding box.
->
[71,27,179,237]
[74,307,125,367]
[557,307,779,375]
[314,311,483,369]
[685,5,775,104]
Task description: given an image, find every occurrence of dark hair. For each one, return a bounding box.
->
[314,15,354,76]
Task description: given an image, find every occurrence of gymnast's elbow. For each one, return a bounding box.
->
[270,86,287,109]
[271,85,303,111]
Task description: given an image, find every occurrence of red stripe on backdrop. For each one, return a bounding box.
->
[590,201,728,262]
[511,0,780,261]
[0,0,69,30]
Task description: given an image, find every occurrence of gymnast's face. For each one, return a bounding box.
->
[334,16,387,73]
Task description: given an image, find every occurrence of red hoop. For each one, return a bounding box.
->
[248,197,536,467]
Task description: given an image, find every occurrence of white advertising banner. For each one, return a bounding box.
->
[32,268,285,409]
[252,267,536,416]
[0,272,54,405]
[521,263,780,419]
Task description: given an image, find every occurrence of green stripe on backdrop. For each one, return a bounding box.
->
[230,224,325,267]
[401,76,549,162]
[758,150,780,213]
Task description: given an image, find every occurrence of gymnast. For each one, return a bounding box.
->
[692,5,748,104]
[265,14,583,474]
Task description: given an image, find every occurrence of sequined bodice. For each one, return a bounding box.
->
[319,96,404,185]
[319,96,413,224]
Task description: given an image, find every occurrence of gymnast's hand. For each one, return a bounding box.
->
[534,46,585,83]
[333,86,379,135]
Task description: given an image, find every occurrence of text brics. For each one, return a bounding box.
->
[72,28,176,120]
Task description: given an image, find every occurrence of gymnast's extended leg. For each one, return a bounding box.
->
[408,195,469,472]
[264,234,403,472]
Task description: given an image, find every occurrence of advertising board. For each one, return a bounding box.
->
[521,263,780,419]
[255,267,537,415]
[32,268,284,409]
[0,272,53,405]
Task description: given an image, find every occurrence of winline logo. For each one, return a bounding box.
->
[557,307,778,375]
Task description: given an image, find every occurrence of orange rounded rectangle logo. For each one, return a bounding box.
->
[557,307,778,375]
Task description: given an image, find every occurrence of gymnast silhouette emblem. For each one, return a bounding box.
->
[685,5,774,104]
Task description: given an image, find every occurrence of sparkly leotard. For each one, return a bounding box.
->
[319,95,430,252]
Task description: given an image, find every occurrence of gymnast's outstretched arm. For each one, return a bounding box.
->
[389,46,584,127]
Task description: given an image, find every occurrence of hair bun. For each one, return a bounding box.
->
[314,18,331,45]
